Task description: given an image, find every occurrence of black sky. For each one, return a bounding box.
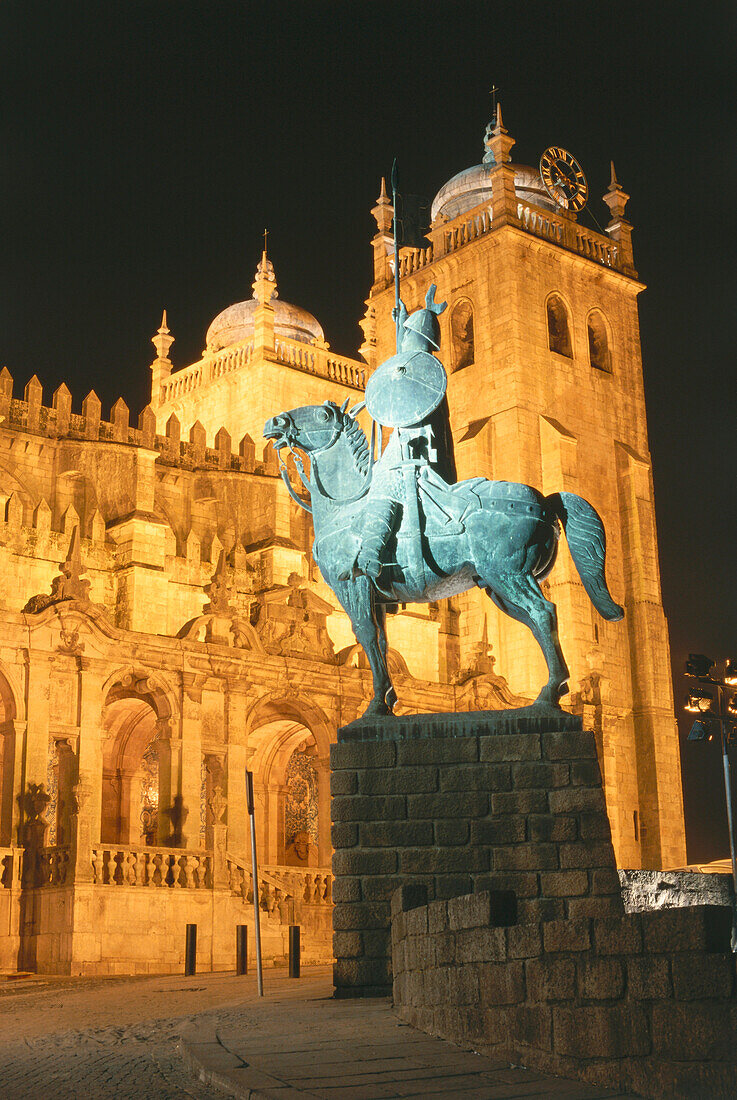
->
[1,1,735,861]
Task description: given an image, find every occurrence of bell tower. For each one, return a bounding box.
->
[365,104,686,871]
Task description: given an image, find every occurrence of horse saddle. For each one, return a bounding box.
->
[417,467,486,535]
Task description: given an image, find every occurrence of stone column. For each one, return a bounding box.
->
[315,757,331,867]
[77,662,107,848]
[1,719,26,846]
[155,720,183,847]
[180,692,203,850]
[55,739,76,847]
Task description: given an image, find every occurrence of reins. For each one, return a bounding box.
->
[275,413,376,512]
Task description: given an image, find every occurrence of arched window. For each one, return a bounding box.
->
[547,295,573,358]
[450,299,475,371]
[588,310,612,373]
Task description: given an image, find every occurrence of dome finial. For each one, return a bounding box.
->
[252,235,278,305]
[609,160,618,188]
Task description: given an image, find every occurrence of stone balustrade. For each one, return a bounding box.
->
[273,339,366,390]
[21,845,71,888]
[91,844,212,889]
[0,847,22,890]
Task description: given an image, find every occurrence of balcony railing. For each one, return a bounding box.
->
[91,844,212,889]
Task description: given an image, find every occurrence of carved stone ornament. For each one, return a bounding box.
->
[23,526,92,614]
[250,573,336,662]
[264,281,623,718]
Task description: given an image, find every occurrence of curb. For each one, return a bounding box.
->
[180,1019,315,1099]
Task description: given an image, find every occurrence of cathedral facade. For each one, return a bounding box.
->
[0,108,685,974]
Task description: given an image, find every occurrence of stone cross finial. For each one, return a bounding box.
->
[23,526,92,613]
[252,251,278,305]
[204,549,235,615]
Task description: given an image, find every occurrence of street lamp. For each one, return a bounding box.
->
[684,654,737,951]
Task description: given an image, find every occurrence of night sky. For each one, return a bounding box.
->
[1,2,735,861]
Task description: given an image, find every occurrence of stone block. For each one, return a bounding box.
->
[433,874,473,900]
[405,933,435,970]
[423,965,451,1004]
[625,954,672,1000]
[526,955,577,1002]
[427,898,448,933]
[577,957,625,1001]
[493,842,558,871]
[589,867,621,895]
[522,898,567,922]
[470,818,526,846]
[478,960,526,1004]
[332,848,397,877]
[363,875,409,901]
[506,924,543,959]
[331,794,406,822]
[390,883,428,916]
[405,904,428,936]
[540,870,589,897]
[671,953,735,1000]
[448,963,479,1004]
[491,789,548,815]
[400,846,488,874]
[511,761,570,788]
[330,822,358,849]
[407,791,488,819]
[330,771,357,795]
[642,905,733,954]
[455,926,507,964]
[553,1004,651,1059]
[479,732,541,761]
[330,741,396,770]
[396,738,478,766]
[527,813,577,843]
[559,840,616,870]
[542,918,592,953]
[548,787,606,814]
[434,931,456,965]
[360,820,433,847]
[438,763,511,791]
[333,956,391,989]
[593,913,643,955]
[358,766,438,794]
[651,1002,737,1060]
[511,1004,553,1051]
[571,759,603,786]
[331,876,361,903]
[579,812,613,840]
[478,871,539,899]
[333,901,388,931]
[333,931,363,958]
[542,730,598,760]
[566,896,624,920]
[434,820,470,846]
[363,930,390,958]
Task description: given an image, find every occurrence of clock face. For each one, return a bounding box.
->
[539,146,588,212]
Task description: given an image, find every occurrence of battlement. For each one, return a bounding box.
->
[0,367,282,477]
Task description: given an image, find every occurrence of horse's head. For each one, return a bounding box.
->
[264,399,351,455]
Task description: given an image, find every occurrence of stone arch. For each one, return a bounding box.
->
[0,666,20,846]
[246,694,333,866]
[546,293,573,358]
[450,298,475,371]
[587,309,612,373]
[100,668,179,845]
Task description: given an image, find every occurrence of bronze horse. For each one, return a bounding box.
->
[264,400,622,716]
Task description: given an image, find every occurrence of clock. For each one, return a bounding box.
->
[539,146,588,212]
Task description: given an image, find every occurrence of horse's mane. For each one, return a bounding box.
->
[340,411,370,475]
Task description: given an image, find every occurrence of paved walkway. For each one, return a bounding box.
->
[0,965,636,1099]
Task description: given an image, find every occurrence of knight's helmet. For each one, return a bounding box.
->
[400,284,447,353]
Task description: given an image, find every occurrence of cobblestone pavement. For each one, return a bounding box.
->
[0,965,313,1100]
[0,966,635,1100]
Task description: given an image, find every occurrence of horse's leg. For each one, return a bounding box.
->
[482,571,570,706]
[334,576,395,716]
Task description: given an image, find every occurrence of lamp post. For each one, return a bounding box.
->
[684,654,737,951]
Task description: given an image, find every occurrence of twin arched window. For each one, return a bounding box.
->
[547,295,612,372]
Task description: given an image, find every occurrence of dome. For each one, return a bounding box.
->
[431,162,556,222]
[206,298,325,352]
[205,254,325,352]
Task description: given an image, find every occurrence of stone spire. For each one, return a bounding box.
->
[603,160,635,274]
[252,238,277,351]
[150,310,174,404]
[370,177,395,287]
[483,99,517,223]
[371,177,393,235]
[252,240,278,306]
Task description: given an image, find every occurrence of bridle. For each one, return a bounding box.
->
[273,408,376,512]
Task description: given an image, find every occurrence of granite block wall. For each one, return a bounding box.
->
[330,709,623,997]
[392,886,737,1099]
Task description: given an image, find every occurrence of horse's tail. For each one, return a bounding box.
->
[547,492,624,622]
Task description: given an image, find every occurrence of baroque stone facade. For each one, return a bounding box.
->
[0,107,685,973]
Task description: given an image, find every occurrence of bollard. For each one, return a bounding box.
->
[236,924,248,975]
[288,925,300,978]
[185,924,197,976]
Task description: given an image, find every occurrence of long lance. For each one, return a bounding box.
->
[391,158,401,353]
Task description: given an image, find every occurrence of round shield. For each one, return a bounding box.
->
[364,350,447,428]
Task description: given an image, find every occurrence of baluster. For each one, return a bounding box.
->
[183,854,196,889]
[312,874,322,903]
[303,874,312,903]
[152,851,163,886]
[126,851,137,885]
[91,848,101,883]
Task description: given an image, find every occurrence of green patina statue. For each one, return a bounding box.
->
[264,283,623,717]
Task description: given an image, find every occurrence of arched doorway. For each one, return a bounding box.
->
[0,671,18,846]
[101,696,160,845]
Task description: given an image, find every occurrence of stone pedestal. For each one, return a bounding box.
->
[330,707,623,997]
